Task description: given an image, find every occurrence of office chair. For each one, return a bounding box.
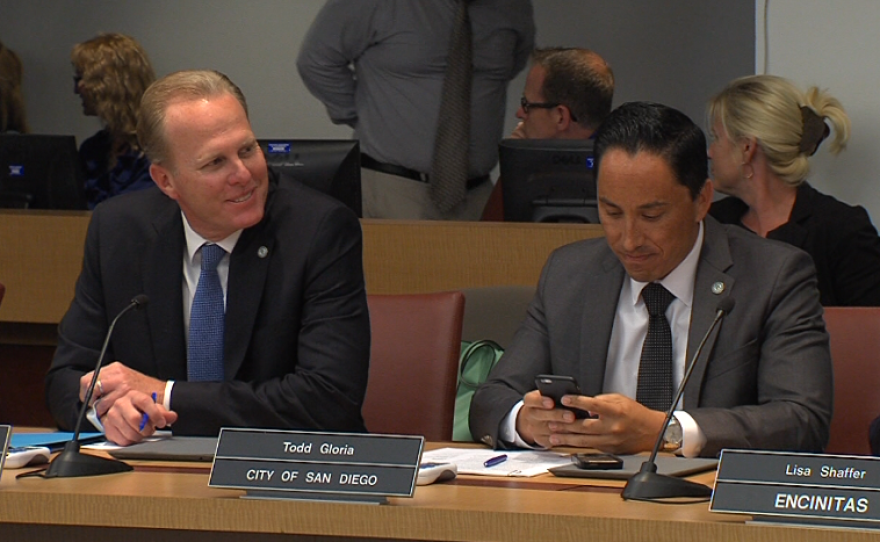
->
[823,306,880,455]
[363,291,465,441]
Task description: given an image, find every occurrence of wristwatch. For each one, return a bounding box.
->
[662,416,683,452]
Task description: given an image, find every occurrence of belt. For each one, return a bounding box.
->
[361,153,489,190]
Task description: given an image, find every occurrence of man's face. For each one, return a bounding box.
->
[597,149,712,283]
[150,93,269,241]
[515,64,560,139]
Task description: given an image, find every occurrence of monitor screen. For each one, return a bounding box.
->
[499,138,597,223]
[258,139,362,217]
[0,134,87,210]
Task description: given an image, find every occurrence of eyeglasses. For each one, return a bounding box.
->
[520,95,558,114]
[519,96,578,122]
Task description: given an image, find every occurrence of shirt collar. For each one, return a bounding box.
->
[626,221,704,309]
[182,212,242,260]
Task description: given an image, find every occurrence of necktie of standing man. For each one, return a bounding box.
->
[430,0,473,213]
[636,283,675,411]
[188,243,226,382]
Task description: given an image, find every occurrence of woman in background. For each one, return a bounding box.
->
[0,38,29,133]
[708,74,880,306]
[72,33,155,208]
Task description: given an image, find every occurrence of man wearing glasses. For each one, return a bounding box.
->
[482,47,614,219]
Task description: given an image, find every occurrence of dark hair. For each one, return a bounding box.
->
[594,102,708,199]
[536,48,614,131]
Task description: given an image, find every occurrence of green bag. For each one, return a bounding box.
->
[453,339,504,441]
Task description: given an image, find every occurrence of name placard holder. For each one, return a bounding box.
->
[711,449,880,528]
[0,425,10,476]
[208,428,424,504]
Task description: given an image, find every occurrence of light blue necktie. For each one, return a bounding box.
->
[188,243,226,381]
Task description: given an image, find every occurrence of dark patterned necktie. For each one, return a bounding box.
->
[636,283,675,411]
[430,0,473,213]
[188,243,226,382]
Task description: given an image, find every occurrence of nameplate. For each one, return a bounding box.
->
[0,425,10,475]
[711,449,880,527]
[208,428,423,504]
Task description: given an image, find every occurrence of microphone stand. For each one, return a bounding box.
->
[40,296,149,478]
[621,298,734,501]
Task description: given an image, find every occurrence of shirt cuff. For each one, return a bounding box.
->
[500,400,542,449]
[674,410,706,458]
[86,404,104,432]
[163,380,175,410]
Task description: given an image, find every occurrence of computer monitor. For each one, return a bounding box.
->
[0,134,87,210]
[258,139,362,217]
[499,138,597,223]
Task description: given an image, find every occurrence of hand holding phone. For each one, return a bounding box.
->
[534,374,593,419]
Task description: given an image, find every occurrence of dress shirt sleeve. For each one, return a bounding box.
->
[673,411,706,458]
[296,0,382,127]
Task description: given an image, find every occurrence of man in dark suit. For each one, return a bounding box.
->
[46,70,370,445]
[469,102,833,458]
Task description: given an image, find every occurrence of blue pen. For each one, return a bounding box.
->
[139,392,157,431]
[483,454,508,468]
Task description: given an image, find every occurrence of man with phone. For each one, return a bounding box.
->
[469,102,832,458]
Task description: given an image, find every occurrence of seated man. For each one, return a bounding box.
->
[469,101,832,458]
[482,46,614,220]
[45,70,371,445]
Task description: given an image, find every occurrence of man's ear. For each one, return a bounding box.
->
[555,105,574,134]
[695,179,714,221]
[150,163,178,201]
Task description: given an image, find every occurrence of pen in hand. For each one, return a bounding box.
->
[484,454,508,468]
[139,391,157,431]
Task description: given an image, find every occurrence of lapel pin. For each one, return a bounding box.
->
[712,281,725,295]
[257,246,269,258]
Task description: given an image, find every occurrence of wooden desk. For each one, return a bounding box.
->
[1,456,874,542]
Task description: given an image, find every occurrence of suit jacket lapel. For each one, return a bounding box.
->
[579,247,625,397]
[685,217,734,407]
[144,203,187,380]
[224,214,274,380]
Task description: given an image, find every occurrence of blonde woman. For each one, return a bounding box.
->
[72,33,155,208]
[708,74,880,306]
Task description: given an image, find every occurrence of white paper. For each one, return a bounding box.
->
[421,447,571,477]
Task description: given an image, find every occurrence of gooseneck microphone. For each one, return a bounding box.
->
[40,295,149,478]
[621,296,735,502]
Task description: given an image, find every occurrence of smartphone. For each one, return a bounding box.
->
[534,374,593,419]
[571,453,624,470]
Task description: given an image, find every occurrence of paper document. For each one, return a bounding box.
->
[421,447,570,477]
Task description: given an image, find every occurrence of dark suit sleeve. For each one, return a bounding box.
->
[169,205,370,435]
[45,205,115,430]
[689,248,833,456]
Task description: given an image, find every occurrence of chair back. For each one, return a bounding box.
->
[460,285,534,348]
[824,306,880,455]
[0,281,5,307]
[363,291,465,441]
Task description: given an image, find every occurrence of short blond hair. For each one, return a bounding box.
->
[137,70,248,165]
[708,74,850,186]
[71,33,155,150]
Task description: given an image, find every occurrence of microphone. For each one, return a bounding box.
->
[40,295,149,478]
[621,296,735,501]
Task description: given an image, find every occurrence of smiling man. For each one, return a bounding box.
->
[46,70,370,445]
[469,102,833,458]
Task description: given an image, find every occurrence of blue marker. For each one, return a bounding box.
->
[139,392,157,431]
[483,454,508,468]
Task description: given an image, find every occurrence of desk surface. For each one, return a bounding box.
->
[2,451,877,542]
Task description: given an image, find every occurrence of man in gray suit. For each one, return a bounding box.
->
[469,102,832,458]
